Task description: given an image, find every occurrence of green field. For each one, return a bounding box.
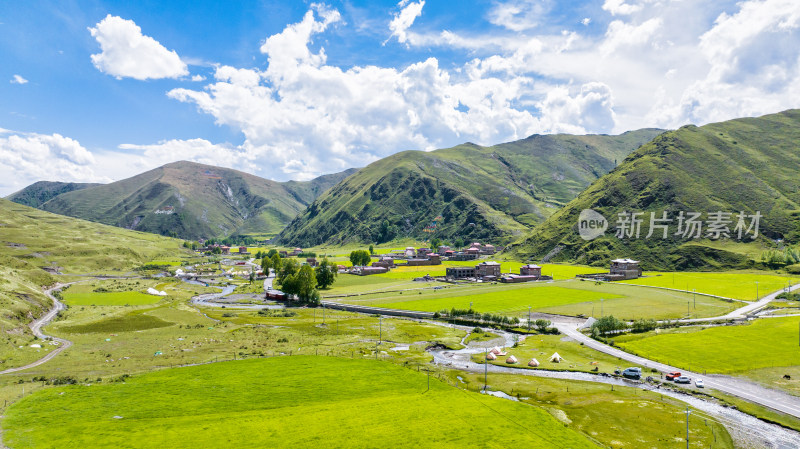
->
[621,271,797,301]
[452,372,733,449]
[616,316,800,375]
[4,357,597,449]
[334,278,738,320]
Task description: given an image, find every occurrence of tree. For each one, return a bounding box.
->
[454,238,465,249]
[261,256,272,274]
[266,248,278,258]
[270,253,282,274]
[591,315,626,336]
[248,269,256,285]
[534,319,551,333]
[255,250,263,259]
[277,258,299,287]
[349,249,371,267]
[280,264,318,305]
[377,219,396,243]
[315,258,337,289]
[368,244,374,255]
[430,237,441,251]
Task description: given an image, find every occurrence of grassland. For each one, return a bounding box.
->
[614,316,800,397]
[4,357,599,449]
[332,277,737,320]
[620,271,798,300]
[452,372,733,449]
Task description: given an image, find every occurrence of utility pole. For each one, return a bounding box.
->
[379,315,382,344]
[323,303,326,324]
[756,281,759,300]
[484,348,488,391]
[687,301,690,317]
[600,298,604,317]
[693,289,696,309]
[685,406,690,449]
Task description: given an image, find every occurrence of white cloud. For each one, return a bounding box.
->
[488,0,551,31]
[0,131,110,195]
[388,0,425,44]
[581,18,591,26]
[600,18,661,55]
[10,75,28,84]
[191,74,206,82]
[118,139,253,171]
[88,14,188,80]
[602,0,643,16]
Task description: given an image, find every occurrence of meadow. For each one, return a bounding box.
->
[615,316,800,376]
[333,278,738,320]
[621,271,798,300]
[452,372,733,449]
[3,357,598,449]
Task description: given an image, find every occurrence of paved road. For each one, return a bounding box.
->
[677,283,800,324]
[0,284,73,375]
[554,321,800,419]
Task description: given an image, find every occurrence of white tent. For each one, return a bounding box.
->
[506,355,518,364]
[490,346,502,355]
[146,287,167,296]
[550,352,563,363]
[528,358,540,367]
[486,352,497,360]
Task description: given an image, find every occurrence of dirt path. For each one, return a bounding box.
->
[0,283,74,375]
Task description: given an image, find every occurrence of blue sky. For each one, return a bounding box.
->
[1,0,799,195]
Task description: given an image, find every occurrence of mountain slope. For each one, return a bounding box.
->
[0,199,185,349]
[279,129,664,246]
[37,161,354,240]
[511,109,800,270]
[7,181,101,208]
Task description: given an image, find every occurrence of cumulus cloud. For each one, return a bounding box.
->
[388,0,425,43]
[488,0,551,31]
[0,131,110,195]
[602,0,643,16]
[118,139,254,171]
[89,14,188,80]
[10,75,28,84]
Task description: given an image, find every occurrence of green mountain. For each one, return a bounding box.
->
[0,199,185,344]
[511,109,800,270]
[31,161,354,240]
[278,129,664,246]
[7,181,101,208]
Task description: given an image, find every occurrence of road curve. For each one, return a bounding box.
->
[0,284,73,375]
[554,321,800,419]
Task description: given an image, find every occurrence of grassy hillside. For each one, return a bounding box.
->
[0,199,186,366]
[7,181,100,208]
[36,161,354,240]
[4,357,597,449]
[279,129,663,246]
[512,109,800,270]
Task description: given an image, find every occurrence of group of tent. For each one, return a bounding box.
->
[485,347,563,365]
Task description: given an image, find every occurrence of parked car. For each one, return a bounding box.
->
[666,371,681,381]
[622,367,642,380]
[695,379,704,388]
[675,376,691,384]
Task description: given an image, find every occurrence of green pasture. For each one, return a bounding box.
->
[3,357,597,449]
[621,271,798,301]
[335,279,737,320]
[615,316,800,374]
[453,372,733,449]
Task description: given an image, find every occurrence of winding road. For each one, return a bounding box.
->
[0,284,73,375]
